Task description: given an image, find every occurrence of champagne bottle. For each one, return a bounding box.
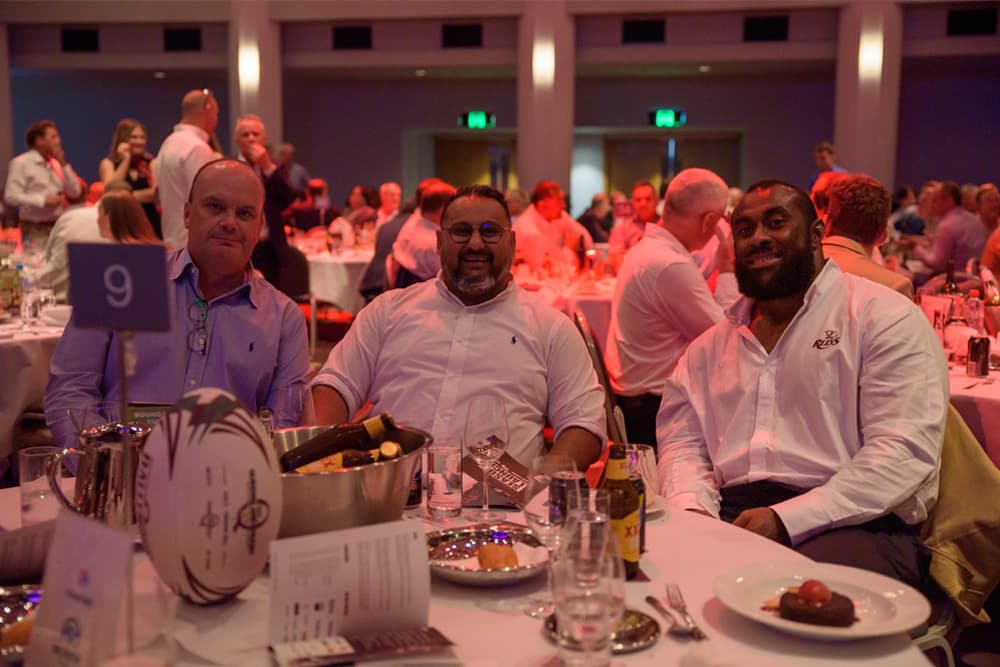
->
[601,444,640,580]
[280,413,395,472]
[940,258,961,295]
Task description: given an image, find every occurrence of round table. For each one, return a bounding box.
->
[0,490,927,666]
[948,366,1000,468]
[306,249,374,315]
[538,277,615,349]
[0,322,62,462]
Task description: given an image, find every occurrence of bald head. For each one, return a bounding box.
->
[659,168,728,252]
[181,89,219,134]
[188,159,264,205]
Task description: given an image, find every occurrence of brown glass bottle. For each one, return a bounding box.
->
[601,444,640,579]
[940,259,961,295]
[279,413,395,472]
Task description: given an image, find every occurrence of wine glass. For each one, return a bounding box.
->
[464,398,509,523]
[274,381,316,429]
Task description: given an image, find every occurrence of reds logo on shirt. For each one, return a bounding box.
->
[813,330,841,350]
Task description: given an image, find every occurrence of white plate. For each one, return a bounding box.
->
[713,562,930,641]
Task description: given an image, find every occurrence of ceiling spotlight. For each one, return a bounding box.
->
[415,69,428,77]
[153,71,166,79]
[698,65,711,73]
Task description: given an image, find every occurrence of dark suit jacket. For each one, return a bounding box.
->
[246,161,299,293]
[359,211,410,301]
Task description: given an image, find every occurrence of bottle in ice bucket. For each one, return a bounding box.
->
[279,412,396,472]
[601,444,640,580]
[940,258,961,295]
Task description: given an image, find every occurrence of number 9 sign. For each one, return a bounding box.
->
[68,243,169,332]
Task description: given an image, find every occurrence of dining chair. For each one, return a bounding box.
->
[571,310,627,444]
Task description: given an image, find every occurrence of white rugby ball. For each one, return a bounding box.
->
[136,388,282,605]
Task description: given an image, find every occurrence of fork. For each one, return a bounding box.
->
[665,583,708,640]
[645,595,697,638]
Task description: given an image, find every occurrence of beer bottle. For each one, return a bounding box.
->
[279,413,396,472]
[940,259,961,295]
[628,465,647,554]
[601,444,640,579]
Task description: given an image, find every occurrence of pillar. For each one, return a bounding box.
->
[227,0,283,152]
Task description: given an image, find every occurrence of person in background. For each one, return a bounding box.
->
[343,184,378,219]
[961,183,980,213]
[512,180,594,274]
[99,118,161,239]
[608,181,659,271]
[905,181,988,281]
[313,184,605,471]
[4,120,83,248]
[284,178,339,232]
[577,192,612,243]
[917,181,941,235]
[822,175,913,298]
[376,182,401,227]
[45,159,309,449]
[277,142,311,195]
[889,186,923,238]
[504,188,529,220]
[808,140,847,191]
[658,180,946,591]
[96,189,161,245]
[390,181,457,287]
[978,185,1000,276]
[155,89,220,250]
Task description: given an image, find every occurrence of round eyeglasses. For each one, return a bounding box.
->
[445,222,508,244]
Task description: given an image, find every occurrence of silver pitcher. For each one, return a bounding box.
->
[47,421,151,526]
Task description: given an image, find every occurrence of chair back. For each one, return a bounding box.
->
[919,405,1000,626]
[571,310,627,444]
[277,245,311,301]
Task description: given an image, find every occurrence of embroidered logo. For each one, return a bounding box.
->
[813,330,840,350]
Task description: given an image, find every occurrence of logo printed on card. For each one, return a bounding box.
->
[60,617,82,643]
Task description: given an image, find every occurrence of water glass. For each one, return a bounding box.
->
[464,398,510,523]
[274,382,316,428]
[20,446,65,526]
[426,442,463,519]
[19,288,40,329]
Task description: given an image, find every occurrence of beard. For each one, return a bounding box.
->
[735,242,817,301]
[444,249,511,298]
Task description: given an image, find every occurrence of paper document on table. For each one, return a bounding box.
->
[0,521,54,584]
[268,519,430,645]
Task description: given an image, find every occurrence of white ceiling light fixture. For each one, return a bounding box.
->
[238,41,260,96]
[857,27,884,83]
[532,38,555,90]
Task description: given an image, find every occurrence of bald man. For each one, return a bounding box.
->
[45,159,309,450]
[155,89,221,249]
[606,168,739,449]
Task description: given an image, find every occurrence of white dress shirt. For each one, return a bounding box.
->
[512,205,594,273]
[155,124,217,250]
[37,204,107,301]
[607,225,739,396]
[391,214,440,280]
[311,277,607,464]
[4,149,82,222]
[657,260,948,545]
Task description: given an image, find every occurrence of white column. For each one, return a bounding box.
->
[516,0,574,193]
[0,24,14,196]
[833,1,903,187]
[228,0,283,152]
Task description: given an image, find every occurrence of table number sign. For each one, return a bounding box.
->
[24,511,132,667]
[66,243,169,332]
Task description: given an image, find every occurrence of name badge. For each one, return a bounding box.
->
[67,243,169,332]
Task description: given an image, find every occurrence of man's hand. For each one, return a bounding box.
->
[43,193,62,207]
[714,224,735,274]
[53,146,66,165]
[245,143,275,171]
[732,507,790,545]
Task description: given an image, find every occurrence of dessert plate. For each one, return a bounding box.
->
[713,562,930,641]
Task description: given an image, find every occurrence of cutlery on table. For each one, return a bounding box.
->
[644,595,698,639]
[665,583,708,640]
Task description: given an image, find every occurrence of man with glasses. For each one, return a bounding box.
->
[45,159,309,449]
[155,89,220,250]
[312,184,605,470]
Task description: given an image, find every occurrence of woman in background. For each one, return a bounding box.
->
[98,119,162,239]
[97,190,161,245]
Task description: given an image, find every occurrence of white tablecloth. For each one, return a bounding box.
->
[0,488,927,666]
[948,366,1000,468]
[306,249,374,315]
[0,322,62,461]
[537,277,615,349]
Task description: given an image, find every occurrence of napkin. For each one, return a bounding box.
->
[41,305,72,327]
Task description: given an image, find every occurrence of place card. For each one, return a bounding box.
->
[24,510,133,667]
[271,626,453,667]
[67,243,169,332]
[268,519,429,645]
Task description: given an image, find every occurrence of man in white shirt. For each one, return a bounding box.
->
[313,185,606,470]
[657,180,947,588]
[155,89,220,250]
[607,181,658,271]
[512,181,594,275]
[376,181,401,227]
[390,181,456,286]
[4,120,83,247]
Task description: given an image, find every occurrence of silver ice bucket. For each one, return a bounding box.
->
[271,424,431,538]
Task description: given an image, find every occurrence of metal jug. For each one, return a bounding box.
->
[47,421,151,526]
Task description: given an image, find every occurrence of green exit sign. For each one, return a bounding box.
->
[459,110,496,129]
[648,108,687,128]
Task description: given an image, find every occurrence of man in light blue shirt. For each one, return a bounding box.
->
[45,159,309,447]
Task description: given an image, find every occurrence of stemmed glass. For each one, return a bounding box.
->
[274,381,316,429]
[464,398,509,523]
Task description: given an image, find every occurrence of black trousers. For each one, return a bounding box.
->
[720,481,933,595]
[614,393,660,451]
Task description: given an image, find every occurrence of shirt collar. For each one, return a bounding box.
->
[822,235,868,257]
[173,123,210,143]
[725,258,838,326]
[643,224,692,257]
[169,247,261,307]
[434,273,516,310]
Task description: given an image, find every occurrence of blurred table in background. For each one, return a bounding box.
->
[306,249,374,315]
[0,321,63,462]
[537,276,616,349]
[949,366,1000,469]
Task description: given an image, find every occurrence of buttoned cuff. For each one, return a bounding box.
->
[308,375,360,418]
[770,490,830,546]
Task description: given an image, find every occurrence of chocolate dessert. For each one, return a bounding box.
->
[776,580,855,627]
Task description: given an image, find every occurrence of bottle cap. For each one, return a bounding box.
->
[969,289,980,298]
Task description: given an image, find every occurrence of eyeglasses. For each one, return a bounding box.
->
[445,222,508,244]
[187,298,207,355]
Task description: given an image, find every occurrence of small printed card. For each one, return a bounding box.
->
[271,627,453,667]
[268,519,430,646]
[24,510,132,667]
[461,452,531,507]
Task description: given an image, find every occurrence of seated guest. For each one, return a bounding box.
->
[889,186,924,237]
[284,178,339,232]
[577,193,612,243]
[822,175,914,298]
[45,159,309,448]
[658,181,947,590]
[313,185,606,470]
[905,181,988,282]
[606,168,738,448]
[504,188,529,220]
[390,181,456,287]
[376,181,401,227]
[276,142,311,195]
[608,181,659,271]
[96,189,161,245]
[513,181,594,274]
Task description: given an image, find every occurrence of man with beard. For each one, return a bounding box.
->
[656,180,947,589]
[312,185,605,469]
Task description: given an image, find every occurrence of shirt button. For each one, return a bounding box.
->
[189,379,196,386]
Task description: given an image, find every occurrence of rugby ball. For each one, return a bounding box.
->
[136,388,282,605]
